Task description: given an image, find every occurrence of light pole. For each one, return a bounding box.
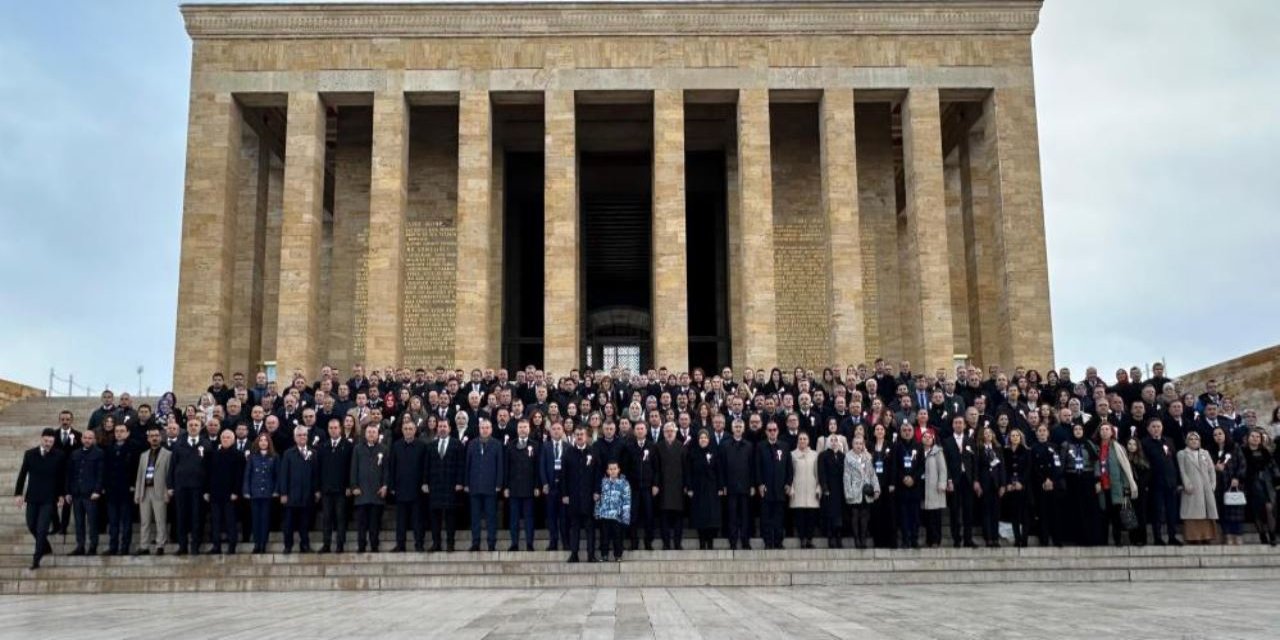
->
[137,366,144,397]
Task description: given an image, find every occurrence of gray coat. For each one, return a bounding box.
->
[923,445,949,511]
[842,450,879,505]
[1177,448,1218,520]
[133,447,171,502]
[350,441,389,506]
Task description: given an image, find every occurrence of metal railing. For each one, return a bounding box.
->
[47,368,96,398]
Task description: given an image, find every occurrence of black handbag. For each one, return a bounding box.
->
[862,483,876,498]
[1119,498,1139,530]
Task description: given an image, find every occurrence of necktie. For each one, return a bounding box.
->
[439,439,446,458]
[190,438,196,447]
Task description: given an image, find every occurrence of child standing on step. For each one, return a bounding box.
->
[595,461,632,561]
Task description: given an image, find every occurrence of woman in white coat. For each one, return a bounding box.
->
[1177,431,1218,544]
[843,436,880,549]
[788,432,821,548]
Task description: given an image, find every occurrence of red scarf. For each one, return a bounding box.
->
[1099,439,1111,490]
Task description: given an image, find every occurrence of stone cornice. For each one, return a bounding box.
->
[181,1,1042,40]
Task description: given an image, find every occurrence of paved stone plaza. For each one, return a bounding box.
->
[1,582,1274,639]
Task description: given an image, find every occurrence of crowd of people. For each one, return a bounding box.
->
[13,361,1280,571]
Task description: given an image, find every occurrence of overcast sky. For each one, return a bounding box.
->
[1,0,1277,396]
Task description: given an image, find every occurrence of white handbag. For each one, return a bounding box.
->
[1224,490,1247,507]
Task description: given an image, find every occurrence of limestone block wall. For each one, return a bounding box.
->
[770,103,831,372]
[0,379,45,414]
[329,108,373,373]
[403,106,459,369]
[1179,346,1280,416]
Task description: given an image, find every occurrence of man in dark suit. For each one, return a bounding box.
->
[101,422,137,556]
[388,421,428,552]
[539,421,570,551]
[277,426,321,554]
[15,429,66,570]
[504,419,540,551]
[562,424,598,562]
[425,420,464,552]
[755,422,793,550]
[1141,420,1183,546]
[167,418,211,555]
[464,419,505,552]
[721,419,755,550]
[64,428,104,556]
[208,430,245,554]
[621,422,658,551]
[51,410,80,535]
[317,419,353,553]
[940,415,978,548]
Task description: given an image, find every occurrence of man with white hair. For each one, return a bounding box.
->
[277,426,321,554]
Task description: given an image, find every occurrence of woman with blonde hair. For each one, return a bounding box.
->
[1177,431,1218,544]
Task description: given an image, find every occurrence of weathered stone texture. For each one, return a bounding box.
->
[1179,346,1280,415]
[963,107,1005,370]
[455,90,496,369]
[856,103,900,364]
[987,87,1054,373]
[901,88,955,375]
[944,145,972,360]
[275,91,326,381]
[365,90,409,370]
[259,156,284,368]
[652,89,689,371]
[736,88,778,369]
[771,102,828,372]
[543,90,579,377]
[820,89,865,370]
[229,128,267,376]
[0,379,44,415]
[404,106,458,369]
[329,108,372,374]
[173,92,241,397]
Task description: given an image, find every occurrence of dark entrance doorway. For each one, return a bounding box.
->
[686,150,731,372]
[581,151,652,371]
[501,151,545,369]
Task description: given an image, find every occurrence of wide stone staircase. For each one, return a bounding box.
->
[1,396,1276,593]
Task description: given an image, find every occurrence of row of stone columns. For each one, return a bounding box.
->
[173,86,1052,394]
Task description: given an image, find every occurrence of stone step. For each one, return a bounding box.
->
[5,562,1278,594]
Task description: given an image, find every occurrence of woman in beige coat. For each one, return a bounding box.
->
[1177,431,1219,544]
[921,430,949,548]
[788,432,821,548]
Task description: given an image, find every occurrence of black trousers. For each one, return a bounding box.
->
[175,488,203,552]
[26,501,54,560]
[508,496,535,547]
[629,488,655,546]
[1102,490,1125,545]
[793,507,817,541]
[209,500,238,551]
[978,485,1000,544]
[283,505,313,551]
[238,494,252,542]
[897,494,921,548]
[1033,486,1063,546]
[72,496,99,550]
[106,498,133,553]
[395,499,426,549]
[356,504,383,550]
[760,501,785,548]
[600,518,625,559]
[321,493,348,549]
[544,491,566,548]
[923,509,943,547]
[567,511,596,557]
[947,479,975,545]
[1149,485,1180,542]
[870,493,896,548]
[430,506,456,548]
[849,503,871,546]
[1003,489,1030,545]
[660,509,684,546]
[1065,474,1099,546]
[726,493,751,546]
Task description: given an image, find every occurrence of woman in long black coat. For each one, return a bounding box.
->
[685,430,725,549]
[817,438,847,548]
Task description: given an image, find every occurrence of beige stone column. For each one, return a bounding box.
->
[901,88,955,375]
[986,87,1054,372]
[364,90,409,370]
[455,90,495,369]
[173,92,242,398]
[275,92,327,381]
[819,88,865,368]
[652,89,689,371]
[544,90,579,376]
[735,88,778,368]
